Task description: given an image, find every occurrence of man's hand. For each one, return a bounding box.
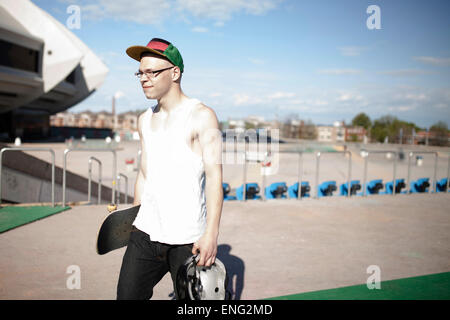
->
[192,232,218,267]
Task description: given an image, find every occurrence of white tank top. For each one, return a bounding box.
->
[133,98,207,244]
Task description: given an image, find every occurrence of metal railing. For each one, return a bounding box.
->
[242,138,247,201]
[0,147,55,207]
[260,150,304,201]
[63,148,117,206]
[88,156,102,205]
[135,149,142,172]
[406,151,438,194]
[315,151,352,198]
[362,150,398,196]
[448,155,450,192]
[117,173,128,205]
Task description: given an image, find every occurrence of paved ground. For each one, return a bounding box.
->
[2,140,448,299]
[1,192,449,300]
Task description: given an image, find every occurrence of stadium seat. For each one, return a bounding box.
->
[383,179,406,194]
[435,178,448,192]
[222,183,237,201]
[265,182,288,199]
[409,178,430,193]
[317,181,337,197]
[236,183,262,200]
[366,179,384,195]
[288,181,311,198]
[339,180,362,196]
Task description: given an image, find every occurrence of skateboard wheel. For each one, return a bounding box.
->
[107,203,117,212]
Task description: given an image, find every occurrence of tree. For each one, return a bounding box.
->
[371,115,421,143]
[299,119,317,140]
[429,121,449,146]
[352,113,371,130]
[371,115,396,143]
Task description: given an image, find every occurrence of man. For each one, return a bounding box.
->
[117,38,223,300]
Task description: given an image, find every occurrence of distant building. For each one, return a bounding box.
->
[94,111,114,129]
[316,126,334,142]
[316,122,366,143]
[120,112,139,131]
[50,110,143,136]
[228,119,246,133]
[345,126,366,142]
[77,111,95,128]
[416,130,450,146]
[333,121,346,143]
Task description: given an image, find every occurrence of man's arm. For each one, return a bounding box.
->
[133,170,145,206]
[133,113,146,206]
[191,105,224,267]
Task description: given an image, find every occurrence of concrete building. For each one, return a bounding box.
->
[50,110,142,135]
[345,126,366,142]
[316,126,335,142]
[0,0,108,140]
[316,122,366,143]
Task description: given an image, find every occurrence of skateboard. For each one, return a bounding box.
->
[96,204,141,255]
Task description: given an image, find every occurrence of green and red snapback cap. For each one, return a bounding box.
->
[126,38,184,73]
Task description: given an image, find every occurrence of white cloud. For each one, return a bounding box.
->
[338,46,368,57]
[413,56,450,67]
[77,0,281,26]
[377,69,435,77]
[267,91,295,100]
[336,92,364,102]
[176,0,280,23]
[404,93,427,101]
[317,69,362,75]
[310,99,329,106]
[192,26,209,33]
[388,105,415,112]
[232,93,265,106]
[248,58,266,65]
[80,0,171,25]
[232,93,250,106]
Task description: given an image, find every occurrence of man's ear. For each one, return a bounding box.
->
[172,66,182,82]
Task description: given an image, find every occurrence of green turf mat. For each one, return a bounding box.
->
[0,206,71,233]
[266,272,450,300]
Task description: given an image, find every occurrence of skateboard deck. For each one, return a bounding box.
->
[96,204,140,255]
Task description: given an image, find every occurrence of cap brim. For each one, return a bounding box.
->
[126,45,167,62]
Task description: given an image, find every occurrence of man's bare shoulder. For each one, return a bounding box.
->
[138,108,151,126]
[191,102,219,131]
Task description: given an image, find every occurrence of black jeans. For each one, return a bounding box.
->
[117,227,193,300]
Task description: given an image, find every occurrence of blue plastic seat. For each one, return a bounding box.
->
[264,182,288,199]
[382,179,406,194]
[339,180,362,196]
[436,178,448,192]
[222,183,237,201]
[236,183,262,200]
[288,182,311,198]
[317,181,337,197]
[409,178,430,193]
[366,179,384,195]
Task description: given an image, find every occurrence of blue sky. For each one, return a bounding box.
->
[32,0,450,128]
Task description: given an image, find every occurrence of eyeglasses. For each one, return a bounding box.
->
[134,66,174,80]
